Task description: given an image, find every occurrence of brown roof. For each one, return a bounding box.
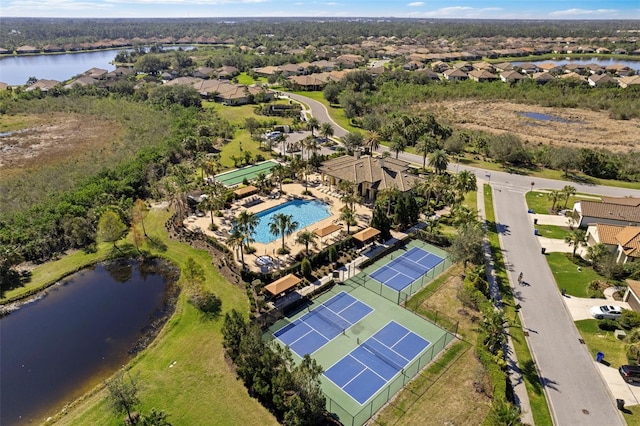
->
[627,280,640,299]
[579,200,640,223]
[593,223,624,245]
[319,155,422,193]
[233,185,258,197]
[264,273,301,296]
[601,197,640,207]
[314,223,342,238]
[616,226,640,258]
[353,227,381,242]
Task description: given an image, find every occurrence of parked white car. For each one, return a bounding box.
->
[589,305,623,320]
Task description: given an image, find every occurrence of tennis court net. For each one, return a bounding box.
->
[361,341,405,372]
[311,306,350,335]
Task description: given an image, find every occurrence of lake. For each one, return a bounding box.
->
[0,46,195,86]
[0,259,178,426]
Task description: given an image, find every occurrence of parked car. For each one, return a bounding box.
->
[619,365,640,383]
[266,131,282,140]
[590,305,623,320]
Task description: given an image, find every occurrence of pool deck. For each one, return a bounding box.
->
[183,173,373,272]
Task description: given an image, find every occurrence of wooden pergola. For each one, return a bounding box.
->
[353,227,381,244]
[264,273,301,297]
[233,185,258,198]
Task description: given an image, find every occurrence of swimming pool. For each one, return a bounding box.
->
[252,199,331,244]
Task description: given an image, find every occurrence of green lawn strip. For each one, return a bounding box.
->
[218,130,272,169]
[534,224,571,240]
[1,245,110,302]
[623,404,640,426]
[47,208,278,426]
[575,320,628,368]
[526,191,599,215]
[484,184,553,426]
[545,252,606,298]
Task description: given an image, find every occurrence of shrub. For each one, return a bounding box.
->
[328,246,338,263]
[626,327,640,343]
[597,319,618,331]
[620,310,640,330]
[300,258,312,277]
[188,285,222,317]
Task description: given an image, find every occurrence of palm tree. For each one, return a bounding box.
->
[164,179,186,224]
[227,227,246,268]
[339,206,357,233]
[306,117,320,137]
[429,149,449,174]
[547,190,562,212]
[305,136,320,160]
[454,170,477,204]
[364,130,380,154]
[562,185,576,209]
[269,213,299,253]
[296,230,318,256]
[255,172,269,193]
[234,210,259,258]
[415,135,435,170]
[565,229,587,257]
[272,163,287,192]
[320,122,334,141]
[390,135,407,159]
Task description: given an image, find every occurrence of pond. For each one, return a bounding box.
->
[517,112,584,124]
[0,259,179,426]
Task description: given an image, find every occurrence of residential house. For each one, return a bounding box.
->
[619,75,640,88]
[573,197,640,228]
[588,73,618,87]
[500,70,527,83]
[403,60,424,71]
[319,154,423,203]
[586,223,640,264]
[192,66,215,79]
[537,62,562,74]
[288,74,329,91]
[430,61,450,73]
[493,62,516,73]
[517,62,539,74]
[310,60,335,72]
[606,64,634,77]
[443,68,468,81]
[0,48,11,55]
[453,62,474,72]
[335,54,364,69]
[468,69,498,82]
[623,280,640,312]
[217,66,239,79]
[595,47,611,54]
[471,62,495,72]
[84,67,108,79]
[25,79,60,92]
[64,76,99,89]
[43,45,64,53]
[16,45,39,54]
[564,63,587,75]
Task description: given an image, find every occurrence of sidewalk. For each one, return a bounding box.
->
[477,181,535,425]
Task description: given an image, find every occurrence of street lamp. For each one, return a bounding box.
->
[485,173,491,184]
[531,181,535,192]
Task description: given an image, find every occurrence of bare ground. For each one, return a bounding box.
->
[0,113,122,174]
[423,100,640,153]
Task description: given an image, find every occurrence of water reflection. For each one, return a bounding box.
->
[0,259,178,426]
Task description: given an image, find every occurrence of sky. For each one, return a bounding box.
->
[2,0,640,19]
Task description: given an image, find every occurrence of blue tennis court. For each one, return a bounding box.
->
[369,246,444,291]
[324,321,430,405]
[273,292,373,357]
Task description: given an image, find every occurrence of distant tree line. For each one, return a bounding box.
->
[2,17,637,51]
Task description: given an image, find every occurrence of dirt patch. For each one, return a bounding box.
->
[0,113,122,173]
[423,100,640,153]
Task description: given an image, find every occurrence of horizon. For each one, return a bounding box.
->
[2,0,640,20]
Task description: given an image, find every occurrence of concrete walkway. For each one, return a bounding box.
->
[477,181,535,425]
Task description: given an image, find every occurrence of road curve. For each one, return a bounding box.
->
[289,92,640,424]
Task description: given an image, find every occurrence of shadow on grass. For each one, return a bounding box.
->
[521,359,544,395]
[147,235,168,252]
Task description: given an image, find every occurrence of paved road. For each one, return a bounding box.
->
[287,92,640,424]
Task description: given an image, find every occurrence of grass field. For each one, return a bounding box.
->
[375,264,493,425]
[526,190,600,215]
[534,224,571,240]
[575,320,629,368]
[39,208,278,426]
[545,252,607,298]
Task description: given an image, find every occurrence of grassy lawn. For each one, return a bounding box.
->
[575,320,629,368]
[202,102,258,125]
[235,72,255,85]
[535,224,571,240]
[545,252,606,298]
[376,265,494,425]
[41,208,278,426]
[289,90,359,134]
[484,184,553,426]
[526,190,600,215]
